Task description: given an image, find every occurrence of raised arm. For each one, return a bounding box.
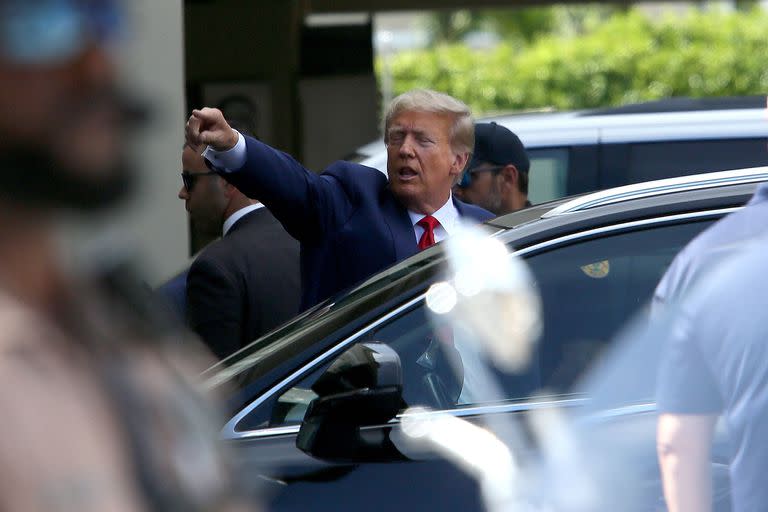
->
[185,108,353,242]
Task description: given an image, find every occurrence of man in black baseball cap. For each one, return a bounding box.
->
[454,121,531,216]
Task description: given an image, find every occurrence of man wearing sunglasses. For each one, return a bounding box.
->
[454,122,531,216]
[0,1,254,510]
[179,135,300,361]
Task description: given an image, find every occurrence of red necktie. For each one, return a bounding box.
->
[417,215,440,250]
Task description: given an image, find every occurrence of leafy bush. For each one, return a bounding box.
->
[378,8,768,114]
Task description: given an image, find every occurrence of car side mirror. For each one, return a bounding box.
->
[296,341,406,462]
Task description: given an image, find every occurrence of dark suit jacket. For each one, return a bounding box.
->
[186,208,300,360]
[218,135,494,309]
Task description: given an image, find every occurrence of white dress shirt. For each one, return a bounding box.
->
[407,195,459,244]
[203,131,247,172]
[222,203,264,236]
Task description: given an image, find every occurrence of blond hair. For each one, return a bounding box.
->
[383,89,474,155]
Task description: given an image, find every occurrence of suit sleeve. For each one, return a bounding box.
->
[215,135,355,243]
[186,257,242,361]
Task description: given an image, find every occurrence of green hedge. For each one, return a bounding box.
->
[378,9,768,114]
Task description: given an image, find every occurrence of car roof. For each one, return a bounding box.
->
[354,95,768,168]
[473,95,768,147]
[490,165,768,229]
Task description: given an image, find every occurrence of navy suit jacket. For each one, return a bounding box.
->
[218,135,494,309]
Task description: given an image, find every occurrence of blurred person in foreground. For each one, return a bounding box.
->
[653,182,768,314]
[655,98,768,510]
[0,1,253,510]
[186,89,494,309]
[655,235,768,512]
[453,122,531,215]
[181,132,300,361]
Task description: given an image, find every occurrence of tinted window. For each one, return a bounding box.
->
[529,220,714,392]
[626,139,768,184]
[527,148,569,204]
[249,218,717,430]
[261,305,467,429]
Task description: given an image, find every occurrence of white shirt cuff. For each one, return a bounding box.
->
[202,130,246,172]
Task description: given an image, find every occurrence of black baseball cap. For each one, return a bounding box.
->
[459,122,529,188]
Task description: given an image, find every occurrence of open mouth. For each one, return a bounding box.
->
[398,167,418,181]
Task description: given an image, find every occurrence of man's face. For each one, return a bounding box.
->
[455,164,503,214]
[386,110,467,214]
[0,1,133,210]
[179,146,228,238]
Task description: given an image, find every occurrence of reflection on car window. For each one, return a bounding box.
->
[529,220,714,392]
[260,306,466,429]
[204,247,445,390]
[242,219,717,430]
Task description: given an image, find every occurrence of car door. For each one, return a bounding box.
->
[225,209,729,511]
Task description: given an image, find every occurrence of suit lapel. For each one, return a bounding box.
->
[381,189,419,262]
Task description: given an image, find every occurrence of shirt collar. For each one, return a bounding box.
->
[223,203,264,236]
[407,194,459,234]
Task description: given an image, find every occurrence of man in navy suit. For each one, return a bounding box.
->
[186,89,494,308]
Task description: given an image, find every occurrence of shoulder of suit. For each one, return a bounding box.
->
[191,236,241,269]
[457,200,495,222]
[193,216,297,267]
[316,161,388,207]
[323,161,387,187]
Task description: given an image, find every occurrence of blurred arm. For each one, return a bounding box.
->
[657,413,717,512]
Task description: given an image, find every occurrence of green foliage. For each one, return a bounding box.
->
[423,6,620,46]
[380,8,768,114]
[426,10,480,44]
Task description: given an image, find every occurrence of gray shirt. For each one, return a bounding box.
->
[656,239,768,512]
[653,182,768,311]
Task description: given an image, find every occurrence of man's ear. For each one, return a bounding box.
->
[223,181,238,199]
[500,165,519,190]
[451,152,471,176]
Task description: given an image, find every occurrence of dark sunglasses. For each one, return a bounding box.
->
[181,170,217,191]
[457,165,504,188]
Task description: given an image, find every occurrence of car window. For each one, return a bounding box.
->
[529,220,714,393]
[253,218,716,430]
[527,148,569,204]
[262,305,466,429]
[626,138,768,184]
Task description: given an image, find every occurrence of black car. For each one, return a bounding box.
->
[205,167,768,511]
